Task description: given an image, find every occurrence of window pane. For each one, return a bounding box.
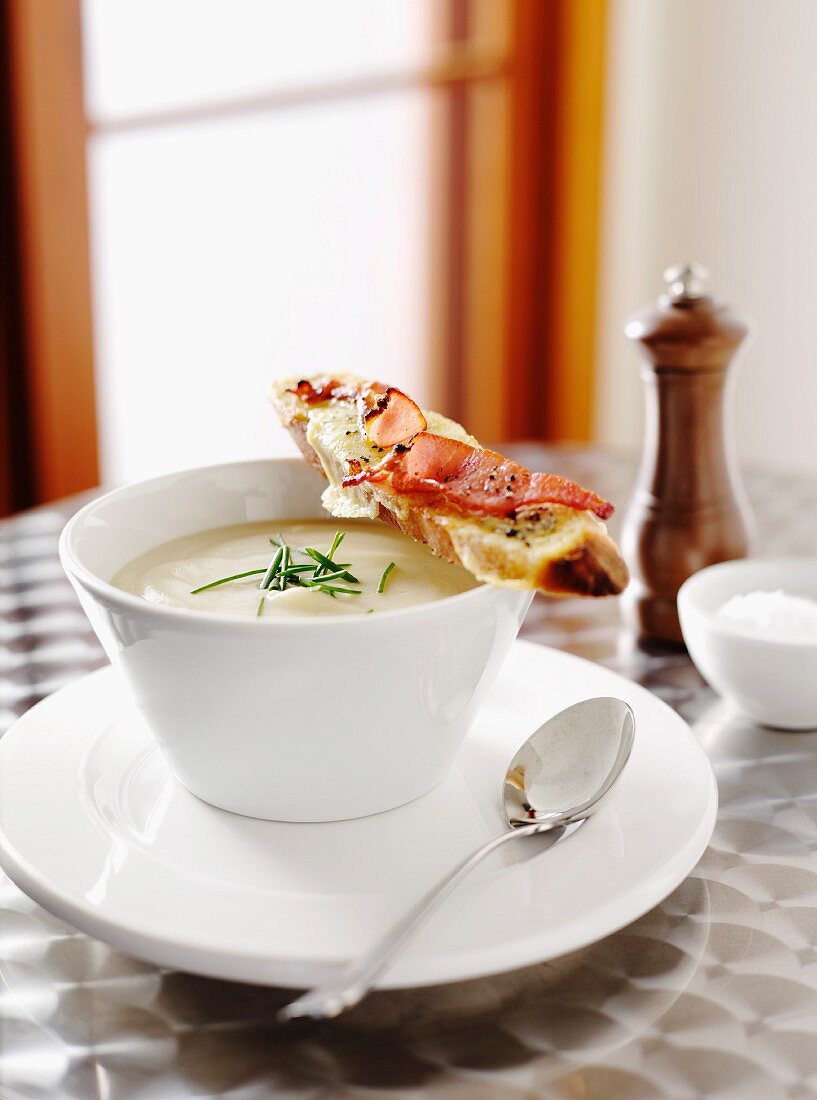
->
[82,0,435,122]
[87,93,435,484]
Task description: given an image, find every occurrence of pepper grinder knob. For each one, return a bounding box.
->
[663,261,710,303]
[621,264,755,646]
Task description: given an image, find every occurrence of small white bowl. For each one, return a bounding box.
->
[678,558,817,730]
[60,458,532,821]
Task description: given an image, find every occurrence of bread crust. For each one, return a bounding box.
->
[271,385,628,598]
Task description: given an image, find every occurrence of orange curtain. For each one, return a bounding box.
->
[5,0,98,507]
[0,1,33,515]
[448,0,608,446]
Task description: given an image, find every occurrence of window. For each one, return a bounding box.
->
[5,0,606,505]
[83,2,450,481]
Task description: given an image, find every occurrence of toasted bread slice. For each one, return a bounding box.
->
[270,376,628,597]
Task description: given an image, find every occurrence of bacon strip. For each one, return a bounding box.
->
[288,377,426,447]
[287,378,347,404]
[361,387,427,447]
[342,432,614,520]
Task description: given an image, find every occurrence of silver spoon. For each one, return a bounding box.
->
[279,696,635,1022]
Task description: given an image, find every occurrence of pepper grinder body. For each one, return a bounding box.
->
[621,265,755,645]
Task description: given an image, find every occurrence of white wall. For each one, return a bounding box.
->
[596,0,817,474]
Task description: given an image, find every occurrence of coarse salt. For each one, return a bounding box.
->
[717,589,817,642]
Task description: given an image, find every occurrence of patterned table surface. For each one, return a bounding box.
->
[2,447,817,1100]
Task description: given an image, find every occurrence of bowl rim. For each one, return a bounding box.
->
[59,456,525,632]
[678,556,817,650]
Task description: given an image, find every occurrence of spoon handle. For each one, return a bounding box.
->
[278,822,547,1022]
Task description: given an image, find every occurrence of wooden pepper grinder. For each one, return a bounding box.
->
[621,262,755,645]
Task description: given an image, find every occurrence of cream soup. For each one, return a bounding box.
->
[112,519,477,617]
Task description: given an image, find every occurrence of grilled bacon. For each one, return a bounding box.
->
[342,432,614,521]
[287,378,347,404]
[287,377,426,447]
[360,387,427,447]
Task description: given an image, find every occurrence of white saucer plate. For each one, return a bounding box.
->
[0,640,717,989]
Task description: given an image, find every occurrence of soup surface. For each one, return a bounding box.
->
[112,519,477,617]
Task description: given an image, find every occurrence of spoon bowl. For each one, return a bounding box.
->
[503,697,635,828]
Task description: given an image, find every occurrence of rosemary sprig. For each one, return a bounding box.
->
[259,546,284,590]
[310,530,348,582]
[304,547,358,584]
[315,531,345,578]
[275,563,316,576]
[377,562,396,594]
[299,567,353,587]
[190,529,382,604]
[275,543,292,591]
[190,568,266,594]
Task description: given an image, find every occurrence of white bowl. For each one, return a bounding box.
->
[60,459,533,821]
[678,558,817,730]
